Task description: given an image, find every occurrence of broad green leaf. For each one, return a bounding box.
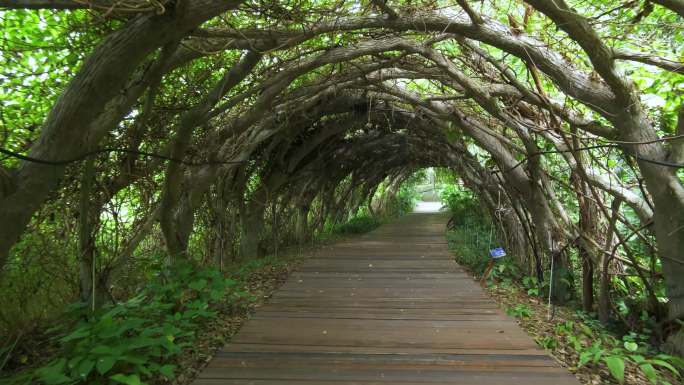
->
[659,354,684,370]
[158,364,176,379]
[189,278,207,290]
[650,359,679,375]
[67,355,82,370]
[110,373,146,385]
[604,356,625,384]
[128,337,162,349]
[624,341,638,352]
[96,356,117,375]
[578,351,593,367]
[639,363,658,385]
[121,354,146,365]
[59,328,89,342]
[91,345,115,355]
[592,349,603,365]
[77,359,95,378]
[630,354,646,363]
[36,358,72,385]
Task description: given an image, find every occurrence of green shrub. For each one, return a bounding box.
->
[10,263,252,385]
[377,185,420,218]
[547,315,684,385]
[445,228,492,275]
[440,185,479,222]
[506,304,533,319]
[442,186,499,275]
[333,215,382,235]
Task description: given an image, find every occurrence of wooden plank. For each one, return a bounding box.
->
[210,352,560,368]
[220,343,549,355]
[191,212,579,385]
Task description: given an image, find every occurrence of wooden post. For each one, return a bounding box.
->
[480,259,495,287]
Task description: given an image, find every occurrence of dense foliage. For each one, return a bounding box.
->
[442,186,499,274]
[441,183,684,384]
[1,0,684,382]
[31,264,243,385]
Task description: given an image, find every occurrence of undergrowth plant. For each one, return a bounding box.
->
[506,304,533,319]
[444,188,684,385]
[332,215,382,235]
[549,316,684,385]
[442,186,497,275]
[6,262,256,385]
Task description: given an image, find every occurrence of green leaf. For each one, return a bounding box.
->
[624,341,638,352]
[593,349,603,365]
[578,351,593,367]
[661,354,684,370]
[96,356,117,375]
[77,359,95,378]
[158,364,176,379]
[36,358,72,385]
[650,359,679,375]
[135,364,152,377]
[639,363,658,385]
[59,327,89,342]
[91,345,115,355]
[630,354,646,364]
[579,324,593,336]
[189,278,208,290]
[67,355,82,370]
[110,373,146,385]
[209,289,224,301]
[127,337,162,349]
[604,356,625,384]
[120,354,146,365]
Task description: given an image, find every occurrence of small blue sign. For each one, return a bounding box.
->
[489,247,506,259]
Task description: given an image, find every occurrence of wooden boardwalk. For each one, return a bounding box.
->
[193,212,579,384]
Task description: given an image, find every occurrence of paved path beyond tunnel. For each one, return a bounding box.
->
[192,213,579,384]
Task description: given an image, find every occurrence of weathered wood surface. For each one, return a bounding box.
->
[193,212,579,384]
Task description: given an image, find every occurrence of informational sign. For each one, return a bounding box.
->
[489,247,506,259]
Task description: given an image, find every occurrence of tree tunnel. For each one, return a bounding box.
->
[1,0,684,360]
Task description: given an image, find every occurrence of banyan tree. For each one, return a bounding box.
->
[1,0,684,361]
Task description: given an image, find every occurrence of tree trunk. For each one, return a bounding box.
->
[599,199,622,325]
[0,0,244,274]
[549,250,572,304]
[159,51,261,262]
[573,170,599,313]
[646,173,684,322]
[240,206,265,259]
[78,158,96,307]
[598,254,611,325]
[296,204,309,249]
[665,330,684,358]
[582,256,594,313]
[528,177,570,304]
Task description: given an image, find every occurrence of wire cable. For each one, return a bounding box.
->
[0,147,245,167]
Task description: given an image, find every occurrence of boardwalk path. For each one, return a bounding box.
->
[193,212,579,384]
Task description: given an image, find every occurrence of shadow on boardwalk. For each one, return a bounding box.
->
[192,213,579,385]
